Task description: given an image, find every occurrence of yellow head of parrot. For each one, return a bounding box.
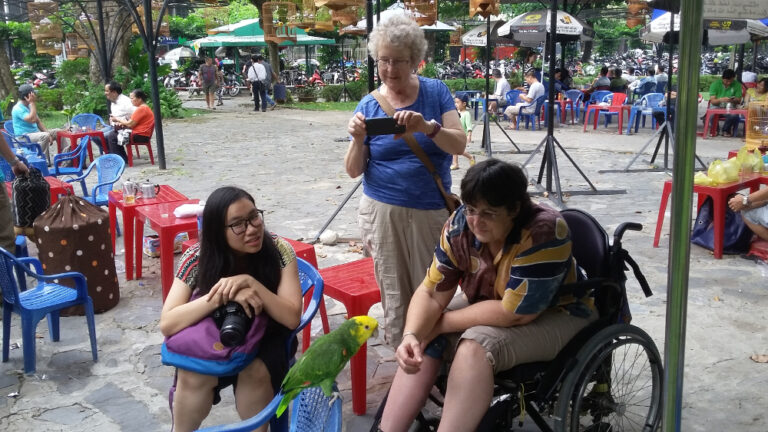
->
[349,315,379,345]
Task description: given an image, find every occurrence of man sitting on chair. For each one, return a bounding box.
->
[504,70,545,130]
[11,84,62,162]
[103,81,135,155]
[487,69,510,117]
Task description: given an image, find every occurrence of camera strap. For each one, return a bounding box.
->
[370,89,455,210]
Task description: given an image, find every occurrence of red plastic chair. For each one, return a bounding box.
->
[595,92,628,131]
[126,133,155,167]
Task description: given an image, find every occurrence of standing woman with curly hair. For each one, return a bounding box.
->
[345,15,467,346]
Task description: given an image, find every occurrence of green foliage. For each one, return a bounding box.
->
[1,94,15,118]
[3,21,54,71]
[345,80,368,101]
[74,82,109,117]
[320,84,343,102]
[36,86,63,112]
[442,78,490,93]
[57,58,90,85]
[318,44,342,70]
[169,15,207,40]
[421,62,438,78]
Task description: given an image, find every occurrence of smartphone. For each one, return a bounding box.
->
[365,117,406,136]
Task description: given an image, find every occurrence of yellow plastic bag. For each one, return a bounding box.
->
[694,172,715,186]
[721,158,741,182]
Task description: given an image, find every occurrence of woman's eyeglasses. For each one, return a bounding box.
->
[227,210,264,235]
[376,58,410,68]
[462,206,501,222]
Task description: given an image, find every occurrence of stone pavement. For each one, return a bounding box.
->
[1,93,767,431]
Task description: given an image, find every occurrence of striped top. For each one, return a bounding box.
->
[175,234,296,294]
[423,203,594,317]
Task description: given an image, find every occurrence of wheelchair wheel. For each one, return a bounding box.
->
[554,324,662,432]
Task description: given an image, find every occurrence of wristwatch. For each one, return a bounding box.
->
[742,194,750,207]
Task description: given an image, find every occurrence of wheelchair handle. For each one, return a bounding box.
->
[613,222,642,243]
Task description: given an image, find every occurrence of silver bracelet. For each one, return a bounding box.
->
[402,331,419,342]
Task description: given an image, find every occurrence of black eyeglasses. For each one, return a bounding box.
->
[226,209,264,235]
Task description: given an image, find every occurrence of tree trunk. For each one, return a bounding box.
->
[0,42,17,105]
[581,40,593,63]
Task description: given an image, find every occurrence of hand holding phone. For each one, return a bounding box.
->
[365,117,406,136]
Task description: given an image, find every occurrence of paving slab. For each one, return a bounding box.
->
[1,94,766,431]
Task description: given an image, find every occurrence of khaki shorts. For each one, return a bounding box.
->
[202,82,218,95]
[438,295,597,374]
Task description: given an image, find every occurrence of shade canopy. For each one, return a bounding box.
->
[348,1,455,32]
[461,20,510,47]
[498,9,594,43]
[188,19,334,50]
[641,11,768,44]
[163,46,196,61]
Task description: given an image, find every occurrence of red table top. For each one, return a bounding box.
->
[136,199,200,229]
[319,257,379,297]
[57,129,104,138]
[6,177,74,195]
[668,174,763,192]
[108,185,188,210]
[705,107,748,116]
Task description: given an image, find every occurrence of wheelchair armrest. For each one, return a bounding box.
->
[613,221,642,243]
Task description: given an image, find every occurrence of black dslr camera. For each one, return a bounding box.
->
[212,302,254,347]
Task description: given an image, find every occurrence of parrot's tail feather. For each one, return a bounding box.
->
[276,398,289,418]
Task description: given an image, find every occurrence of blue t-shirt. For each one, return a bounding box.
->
[354,76,455,210]
[11,102,39,135]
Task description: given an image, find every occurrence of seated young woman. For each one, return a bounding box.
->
[378,159,597,432]
[159,186,302,432]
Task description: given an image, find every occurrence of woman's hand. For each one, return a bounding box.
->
[232,288,264,318]
[395,333,424,374]
[207,274,257,304]
[347,112,367,142]
[392,110,429,138]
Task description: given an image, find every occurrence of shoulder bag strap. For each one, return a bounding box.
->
[370,89,454,205]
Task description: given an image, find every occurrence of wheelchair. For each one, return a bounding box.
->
[370,209,662,432]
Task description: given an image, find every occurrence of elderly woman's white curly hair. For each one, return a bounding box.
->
[368,15,427,68]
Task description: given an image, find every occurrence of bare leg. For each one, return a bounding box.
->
[172,369,218,432]
[451,155,459,169]
[234,359,273,432]
[743,215,768,241]
[437,340,494,432]
[379,355,442,432]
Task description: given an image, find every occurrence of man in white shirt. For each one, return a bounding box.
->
[246,54,268,112]
[504,70,545,129]
[103,81,136,155]
[488,69,511,116]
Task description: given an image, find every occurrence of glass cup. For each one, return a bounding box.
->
[125,194,135,205]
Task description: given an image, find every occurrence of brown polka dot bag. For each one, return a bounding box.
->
[33,194,119,315]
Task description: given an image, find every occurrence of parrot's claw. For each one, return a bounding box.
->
[328,391,341,407]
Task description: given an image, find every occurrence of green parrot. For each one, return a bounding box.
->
[276,315,379,417]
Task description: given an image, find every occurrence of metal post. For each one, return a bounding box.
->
[663,0,702,429]
[144,0,166,170]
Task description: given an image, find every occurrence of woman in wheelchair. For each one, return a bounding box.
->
[378,159,597,432]
[159,187,303,432]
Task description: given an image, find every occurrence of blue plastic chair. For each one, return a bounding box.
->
[52,136,89,192]
[72,113,111,153]
[179,257,330,432]
[0,247,98,374]
[516,95,546,130]
[581,90,613,124]
[627,93,666,134]
[1,127,44,159]
[1,153,48,179]
[564,90,584,125]
[632,80,656,102]
[66,154,125,204]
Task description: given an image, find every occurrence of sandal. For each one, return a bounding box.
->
[450,164,459,170]
[469,156,476,166]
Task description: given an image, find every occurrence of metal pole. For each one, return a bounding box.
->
[546,3,557,142]
[663,0,702,429]
[144,0,166,170]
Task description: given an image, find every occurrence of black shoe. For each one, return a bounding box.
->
[262,109,267,112]
[740,253,762,262]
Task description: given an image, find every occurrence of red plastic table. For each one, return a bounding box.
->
[56,129,107,162]
[318,257,381,416]
[699,108,748,139]
[134,200,200,301]
[5,177,74,206]
[108,186,188,282]
[280,238,331,353]
[654,176,762,258]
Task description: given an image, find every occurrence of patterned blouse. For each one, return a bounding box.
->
[175,234,296,295]
[423,203,594,318]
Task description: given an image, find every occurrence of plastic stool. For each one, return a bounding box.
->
[280,238,330,353]
[746,238,768,261]
[318,258,381,415]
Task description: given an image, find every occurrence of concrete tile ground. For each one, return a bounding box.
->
[1,93,767,431]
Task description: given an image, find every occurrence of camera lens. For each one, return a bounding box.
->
[214,302,254,347]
